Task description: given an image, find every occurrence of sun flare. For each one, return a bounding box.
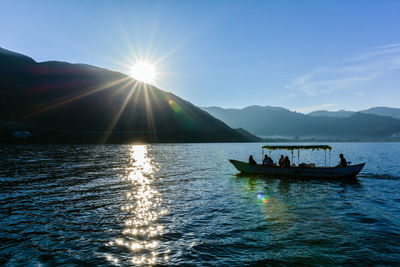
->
[129,61,157,84]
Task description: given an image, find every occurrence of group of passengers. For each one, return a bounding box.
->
[279,155,291,168]
[248,153,348,168]
[249,154,291,167]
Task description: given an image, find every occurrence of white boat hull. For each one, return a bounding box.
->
[229,160,365,179]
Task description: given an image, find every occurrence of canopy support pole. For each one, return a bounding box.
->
[325,150,326,167]
[329,150,331,167]
[298,149,300,165]
[291,150,294,166]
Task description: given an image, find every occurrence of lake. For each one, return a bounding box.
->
[1,143,400,265]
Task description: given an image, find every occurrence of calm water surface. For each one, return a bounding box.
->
[1,143,400,266]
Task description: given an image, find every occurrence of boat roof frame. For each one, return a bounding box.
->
[262,145,332,151]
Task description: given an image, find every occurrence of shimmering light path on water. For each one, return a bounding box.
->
[1,143,400,265]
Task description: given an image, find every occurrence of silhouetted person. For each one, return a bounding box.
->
[263,155,273,166]
[249,155,257,165]
[279,155,284,167]
[263,155,268,165]
[337,153,348,167]
[283,156,291,168]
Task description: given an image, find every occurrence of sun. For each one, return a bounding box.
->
[129,61,157,84]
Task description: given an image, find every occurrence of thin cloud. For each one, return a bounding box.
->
[287,43,400,96]
[372,43,400,50]
[294,103,338,114]
[356,91,365,96]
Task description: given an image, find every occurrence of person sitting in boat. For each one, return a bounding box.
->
[336,154,348,167]
[263,155,273,166]
[279,155,284,167]
[249,155,257,165]
[262,155,268,165]
[282,156,291,167]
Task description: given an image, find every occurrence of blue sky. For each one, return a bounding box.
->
[1,0,400,112]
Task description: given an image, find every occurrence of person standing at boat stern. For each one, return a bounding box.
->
[337,154,348,167]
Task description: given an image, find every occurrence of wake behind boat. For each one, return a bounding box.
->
[229,145,365,179]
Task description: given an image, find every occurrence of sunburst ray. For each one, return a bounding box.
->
[20,76,132,120]
[100,80,140,144]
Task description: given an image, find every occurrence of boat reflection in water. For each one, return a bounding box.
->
[107,145,168,265]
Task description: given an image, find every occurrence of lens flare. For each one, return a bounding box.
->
[257,192,268,204]
[168,99,181,113]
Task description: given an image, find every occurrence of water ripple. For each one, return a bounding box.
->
[1,143,400,265]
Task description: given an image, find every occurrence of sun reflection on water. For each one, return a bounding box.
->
[107,145,168,265]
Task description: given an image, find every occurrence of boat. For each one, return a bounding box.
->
[229,145,365,179]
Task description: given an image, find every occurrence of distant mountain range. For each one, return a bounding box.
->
[308,107,400,120]
[0,47,258,143]
[307,110,355,118]
[202,105,400,141]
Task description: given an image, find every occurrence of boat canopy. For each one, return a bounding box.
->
[262,145,332,151]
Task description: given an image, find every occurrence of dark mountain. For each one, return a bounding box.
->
[360,107,400,120]
[0,47,36,63]
[308,110,354,118]
[0,47,258,143]
[202,105,400,140]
